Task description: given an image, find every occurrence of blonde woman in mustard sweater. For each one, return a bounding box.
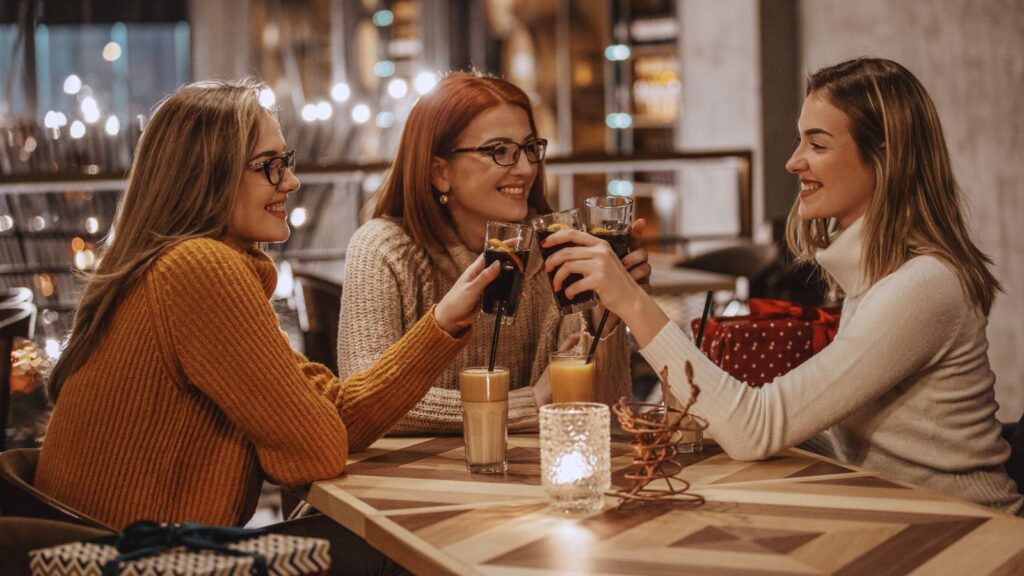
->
[543,58,1023,516]
[35,80,497,574]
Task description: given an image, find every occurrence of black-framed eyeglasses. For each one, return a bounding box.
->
[247,150,296,186]
[445,138,547,167]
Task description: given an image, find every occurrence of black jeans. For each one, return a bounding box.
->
[271,513,411,576]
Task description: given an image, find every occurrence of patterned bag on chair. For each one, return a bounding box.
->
[30,521,330,576]
[690,298,840,386]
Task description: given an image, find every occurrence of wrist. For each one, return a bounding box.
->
[432,305,463,337]
[620,285,668,347]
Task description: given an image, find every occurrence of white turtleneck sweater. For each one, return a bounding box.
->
[641,218,1023,516]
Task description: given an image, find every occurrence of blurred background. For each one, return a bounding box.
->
[1,0,1022,458]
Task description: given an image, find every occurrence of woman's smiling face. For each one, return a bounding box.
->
[224,113,300,249]
[431,104,539,250]
[785,90,876,228]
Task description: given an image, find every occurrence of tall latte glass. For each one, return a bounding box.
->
[459,367,510,474]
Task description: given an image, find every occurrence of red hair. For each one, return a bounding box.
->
[373,72,552,252]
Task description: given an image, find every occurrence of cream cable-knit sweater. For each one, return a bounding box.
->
[642,218,1023,515]
[339,217,631,434]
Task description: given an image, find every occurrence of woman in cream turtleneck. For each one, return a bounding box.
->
[542,57,1023,516]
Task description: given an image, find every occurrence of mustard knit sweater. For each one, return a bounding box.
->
[35,238,469,529]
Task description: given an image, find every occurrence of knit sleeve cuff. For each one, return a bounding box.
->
[423,305,474,344]
[508,387,539,432]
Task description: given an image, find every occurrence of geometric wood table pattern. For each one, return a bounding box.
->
[307,434,1024,576]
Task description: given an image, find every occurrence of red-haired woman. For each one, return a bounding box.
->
[339,72,651,433]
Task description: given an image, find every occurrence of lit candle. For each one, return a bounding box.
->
[540,403,610,514]
[553,450,593,484]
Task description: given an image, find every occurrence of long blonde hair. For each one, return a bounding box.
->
[786,57,1000,314]
[48,79,269,401]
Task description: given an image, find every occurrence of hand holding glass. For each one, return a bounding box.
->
[531,209,596,315]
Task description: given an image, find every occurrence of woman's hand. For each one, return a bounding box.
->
[434,255,499,336]
[543,229,643,319]
[542,228,670,347]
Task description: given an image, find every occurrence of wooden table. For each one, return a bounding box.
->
[308,434,1024,576]
[648,264,736,296]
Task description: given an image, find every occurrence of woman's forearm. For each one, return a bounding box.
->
[618,285,671,348]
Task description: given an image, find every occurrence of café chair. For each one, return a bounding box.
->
[1,303,36,452]
[0,448,115,531]
[292,268,343,375]
[0,287,33,306]
[284,269,343,518]
[0,517,113,576]
[678,243,779,315]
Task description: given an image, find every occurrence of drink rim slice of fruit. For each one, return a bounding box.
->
[487,237,525,272]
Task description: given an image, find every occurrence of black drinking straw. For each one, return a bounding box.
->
[694,290,714,348]
[585,309,610,364]
[488,302,504,372]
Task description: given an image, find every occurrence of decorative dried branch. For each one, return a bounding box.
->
[609,362,705,508]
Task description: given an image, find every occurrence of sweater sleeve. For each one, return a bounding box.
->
[640,258,965,461]
[161,241,471,484]
[156,240,349,487]
[315,307,468,450]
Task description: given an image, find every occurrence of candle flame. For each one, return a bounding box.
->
[553,450,591,484]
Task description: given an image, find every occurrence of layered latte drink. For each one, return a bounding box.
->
[459,367,510,473]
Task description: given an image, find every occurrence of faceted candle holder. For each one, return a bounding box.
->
[540,402,610,514]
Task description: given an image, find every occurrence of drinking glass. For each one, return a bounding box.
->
[584,196,634,259]
[549,351,595,404]
[676,415,704,453]
[530,209,596,315]
[540,403,610,514]
[642,407,704,454]
[459,367,510,474]
[482,221,533,325]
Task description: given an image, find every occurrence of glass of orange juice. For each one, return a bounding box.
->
[549,351,595,404]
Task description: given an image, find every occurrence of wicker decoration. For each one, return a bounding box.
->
[610,362,705,508]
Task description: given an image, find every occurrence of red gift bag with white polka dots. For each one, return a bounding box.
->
[690,299,841,387]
